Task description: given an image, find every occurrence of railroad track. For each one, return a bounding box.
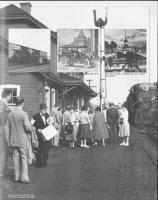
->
[131,126,157,167]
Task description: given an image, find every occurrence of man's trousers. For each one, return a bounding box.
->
[0,133,8,176]
[13,147,29,181]
[35,140,49,166]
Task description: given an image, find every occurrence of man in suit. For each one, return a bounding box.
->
[32,103,50,168]
[7,97,32,183]
[107,102,119,144]
[0,90,12,177]
[51,105,63,147]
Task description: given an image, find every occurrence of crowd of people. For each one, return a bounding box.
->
[53,103,130,149]
[0,90,130,184]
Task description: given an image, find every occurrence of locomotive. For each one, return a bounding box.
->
[124,82,158,136]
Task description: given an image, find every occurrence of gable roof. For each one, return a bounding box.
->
[0,4,57,39]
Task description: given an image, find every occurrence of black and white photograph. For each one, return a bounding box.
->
[9,29,51,67]
[0,1,157,200]
[57,29,99,73]
[104,29,146,73]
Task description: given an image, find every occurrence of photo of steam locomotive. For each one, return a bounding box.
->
[104,29,146,73]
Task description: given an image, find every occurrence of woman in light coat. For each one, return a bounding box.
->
[118,104,130,146]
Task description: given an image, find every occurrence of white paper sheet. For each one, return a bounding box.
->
[31,119,35,125]
[41,124,58,141]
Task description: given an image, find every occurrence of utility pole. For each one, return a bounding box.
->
[87,79,93,87]
[93,8,108,109]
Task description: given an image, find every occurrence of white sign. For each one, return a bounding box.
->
[41,125,58,141]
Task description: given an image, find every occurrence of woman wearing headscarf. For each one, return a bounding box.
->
[93,106,109,146]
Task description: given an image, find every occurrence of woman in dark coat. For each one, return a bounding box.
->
[107,103,119,144]
[93,107,109,146]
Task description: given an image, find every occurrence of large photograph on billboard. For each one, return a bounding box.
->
[9,29,51,67]
[104,29,146,73]
[57,29,99,73]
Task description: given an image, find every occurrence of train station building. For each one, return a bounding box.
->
[0,3,96,117]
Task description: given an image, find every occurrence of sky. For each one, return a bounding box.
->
[58,29,92,45]
[0,1,157,104]
[9,29,50,56]
[105,29,146,46]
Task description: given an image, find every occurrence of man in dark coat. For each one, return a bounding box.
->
[32,103,50,168]
[107,103,119,144]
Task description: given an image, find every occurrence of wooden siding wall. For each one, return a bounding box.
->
[0,47,8,84]
[0,22,50,86]
[62,87,87,110]
[8,73,44,119]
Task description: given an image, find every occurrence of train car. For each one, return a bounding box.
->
[124,82,158,135]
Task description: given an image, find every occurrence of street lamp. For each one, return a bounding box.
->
[93,8,108,109]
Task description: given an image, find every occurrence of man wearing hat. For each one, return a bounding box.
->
[32,103,50,168]
[7,97,32,183]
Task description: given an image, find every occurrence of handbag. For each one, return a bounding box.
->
[120,118,124,124]
[65,122,73,135]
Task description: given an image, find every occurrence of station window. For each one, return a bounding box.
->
[3,88,17,104]
[0,84,20,105]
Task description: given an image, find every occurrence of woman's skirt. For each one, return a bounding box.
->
[119,121,130,137]
[77,123,92,139]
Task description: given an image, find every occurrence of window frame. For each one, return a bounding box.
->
[0,84,20,105]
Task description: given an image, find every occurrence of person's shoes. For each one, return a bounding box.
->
[21,179,32,184]
[83,145,90,148]
[81,144,84,147]
[123,143,129,146]
[102,144,105,147]
[120,141,125,146]
[93,142,97,146]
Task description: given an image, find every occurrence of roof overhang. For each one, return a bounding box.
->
[8,65,97,98]
[58,73,97,98]
[0,4,57,39]
[8,65,62,88]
